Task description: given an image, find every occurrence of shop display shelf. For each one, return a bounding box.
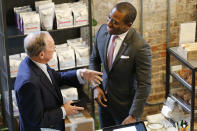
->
[58,65,89,72]
[169,94,191,113]
[167,46,197,130]
[0,0,93,130]
[170,71,192,91]
[168,47,197,70]
[7,24,89,39]
[10,65,89,79]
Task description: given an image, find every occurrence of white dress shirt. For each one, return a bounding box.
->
[107,30,129,63]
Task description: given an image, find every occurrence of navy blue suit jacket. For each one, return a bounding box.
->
[14,57,81,131]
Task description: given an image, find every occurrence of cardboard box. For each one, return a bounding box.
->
[177,21,197,60]
[177,43,197,60]
[179,21,196,45]
[65,110,94,131]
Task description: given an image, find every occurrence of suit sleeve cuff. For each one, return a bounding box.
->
[76,69,85,84]
[61,107,66,119]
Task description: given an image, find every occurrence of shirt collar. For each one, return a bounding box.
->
[116,30,129,41]
[31,59,47,72]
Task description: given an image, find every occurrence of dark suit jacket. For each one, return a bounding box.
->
[14,57,81,131]
[89,24,152,120]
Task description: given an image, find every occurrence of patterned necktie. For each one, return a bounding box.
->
[46,65,54,85]
[108,35,118,70]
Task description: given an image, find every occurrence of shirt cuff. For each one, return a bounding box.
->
[77,69,85,84]
[62,95,68,104]
[61,107,66,119]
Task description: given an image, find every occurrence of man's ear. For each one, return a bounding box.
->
[38,51,45,59]
[124,22,132,31]
[127,22,132,28]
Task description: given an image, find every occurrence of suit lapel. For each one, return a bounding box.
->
[112,42,128,68]
[110,28,134,70]
[27,58,61,102]
[104,34,111,72]
[40,75,61,102]
[46,65,63,103]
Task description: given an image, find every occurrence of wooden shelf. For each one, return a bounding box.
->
[58,65,89,72]
[10,65,89,79]
[7,24,89,39]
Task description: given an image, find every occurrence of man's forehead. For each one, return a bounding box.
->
[110,8,117,15]
[44,35,54,45]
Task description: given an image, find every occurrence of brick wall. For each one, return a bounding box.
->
[92,0,197,119]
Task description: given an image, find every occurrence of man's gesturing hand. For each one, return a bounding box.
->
[80,69,103,86]
[63,101,84,116]
[122,115,136,125]
[94,87,107,107]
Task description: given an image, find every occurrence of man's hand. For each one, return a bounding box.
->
[122,115,136,125]
[63,101,84,116]
[94,87,107,107]
[80,69,103,86]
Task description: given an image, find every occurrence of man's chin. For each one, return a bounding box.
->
[107,28,120,35]
[107,29,114,35]
[107,27,113,34]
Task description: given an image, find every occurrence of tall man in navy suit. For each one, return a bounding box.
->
[14,31,103,131]
[89,2,152,128]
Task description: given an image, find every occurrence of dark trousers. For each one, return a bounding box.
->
[97,97,125,128]
[98,105,120,128]
[97,96,138,129]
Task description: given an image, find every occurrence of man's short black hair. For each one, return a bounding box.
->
[115,2,137,24]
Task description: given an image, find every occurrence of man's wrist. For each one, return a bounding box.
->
[92,86,99,90]
[80,69,87,78]
[77,69,85,84]
[61,106,66,119]
[129,115,136,119]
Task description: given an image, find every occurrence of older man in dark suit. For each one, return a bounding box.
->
[89,2,152,128]
[14,31,103,131]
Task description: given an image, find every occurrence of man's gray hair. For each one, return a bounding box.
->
[24,31,50,57]
[115,2,137,24]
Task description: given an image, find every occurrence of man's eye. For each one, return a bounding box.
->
[112,20,118,25]
[107,16,119,25]
[107,16,111,20]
